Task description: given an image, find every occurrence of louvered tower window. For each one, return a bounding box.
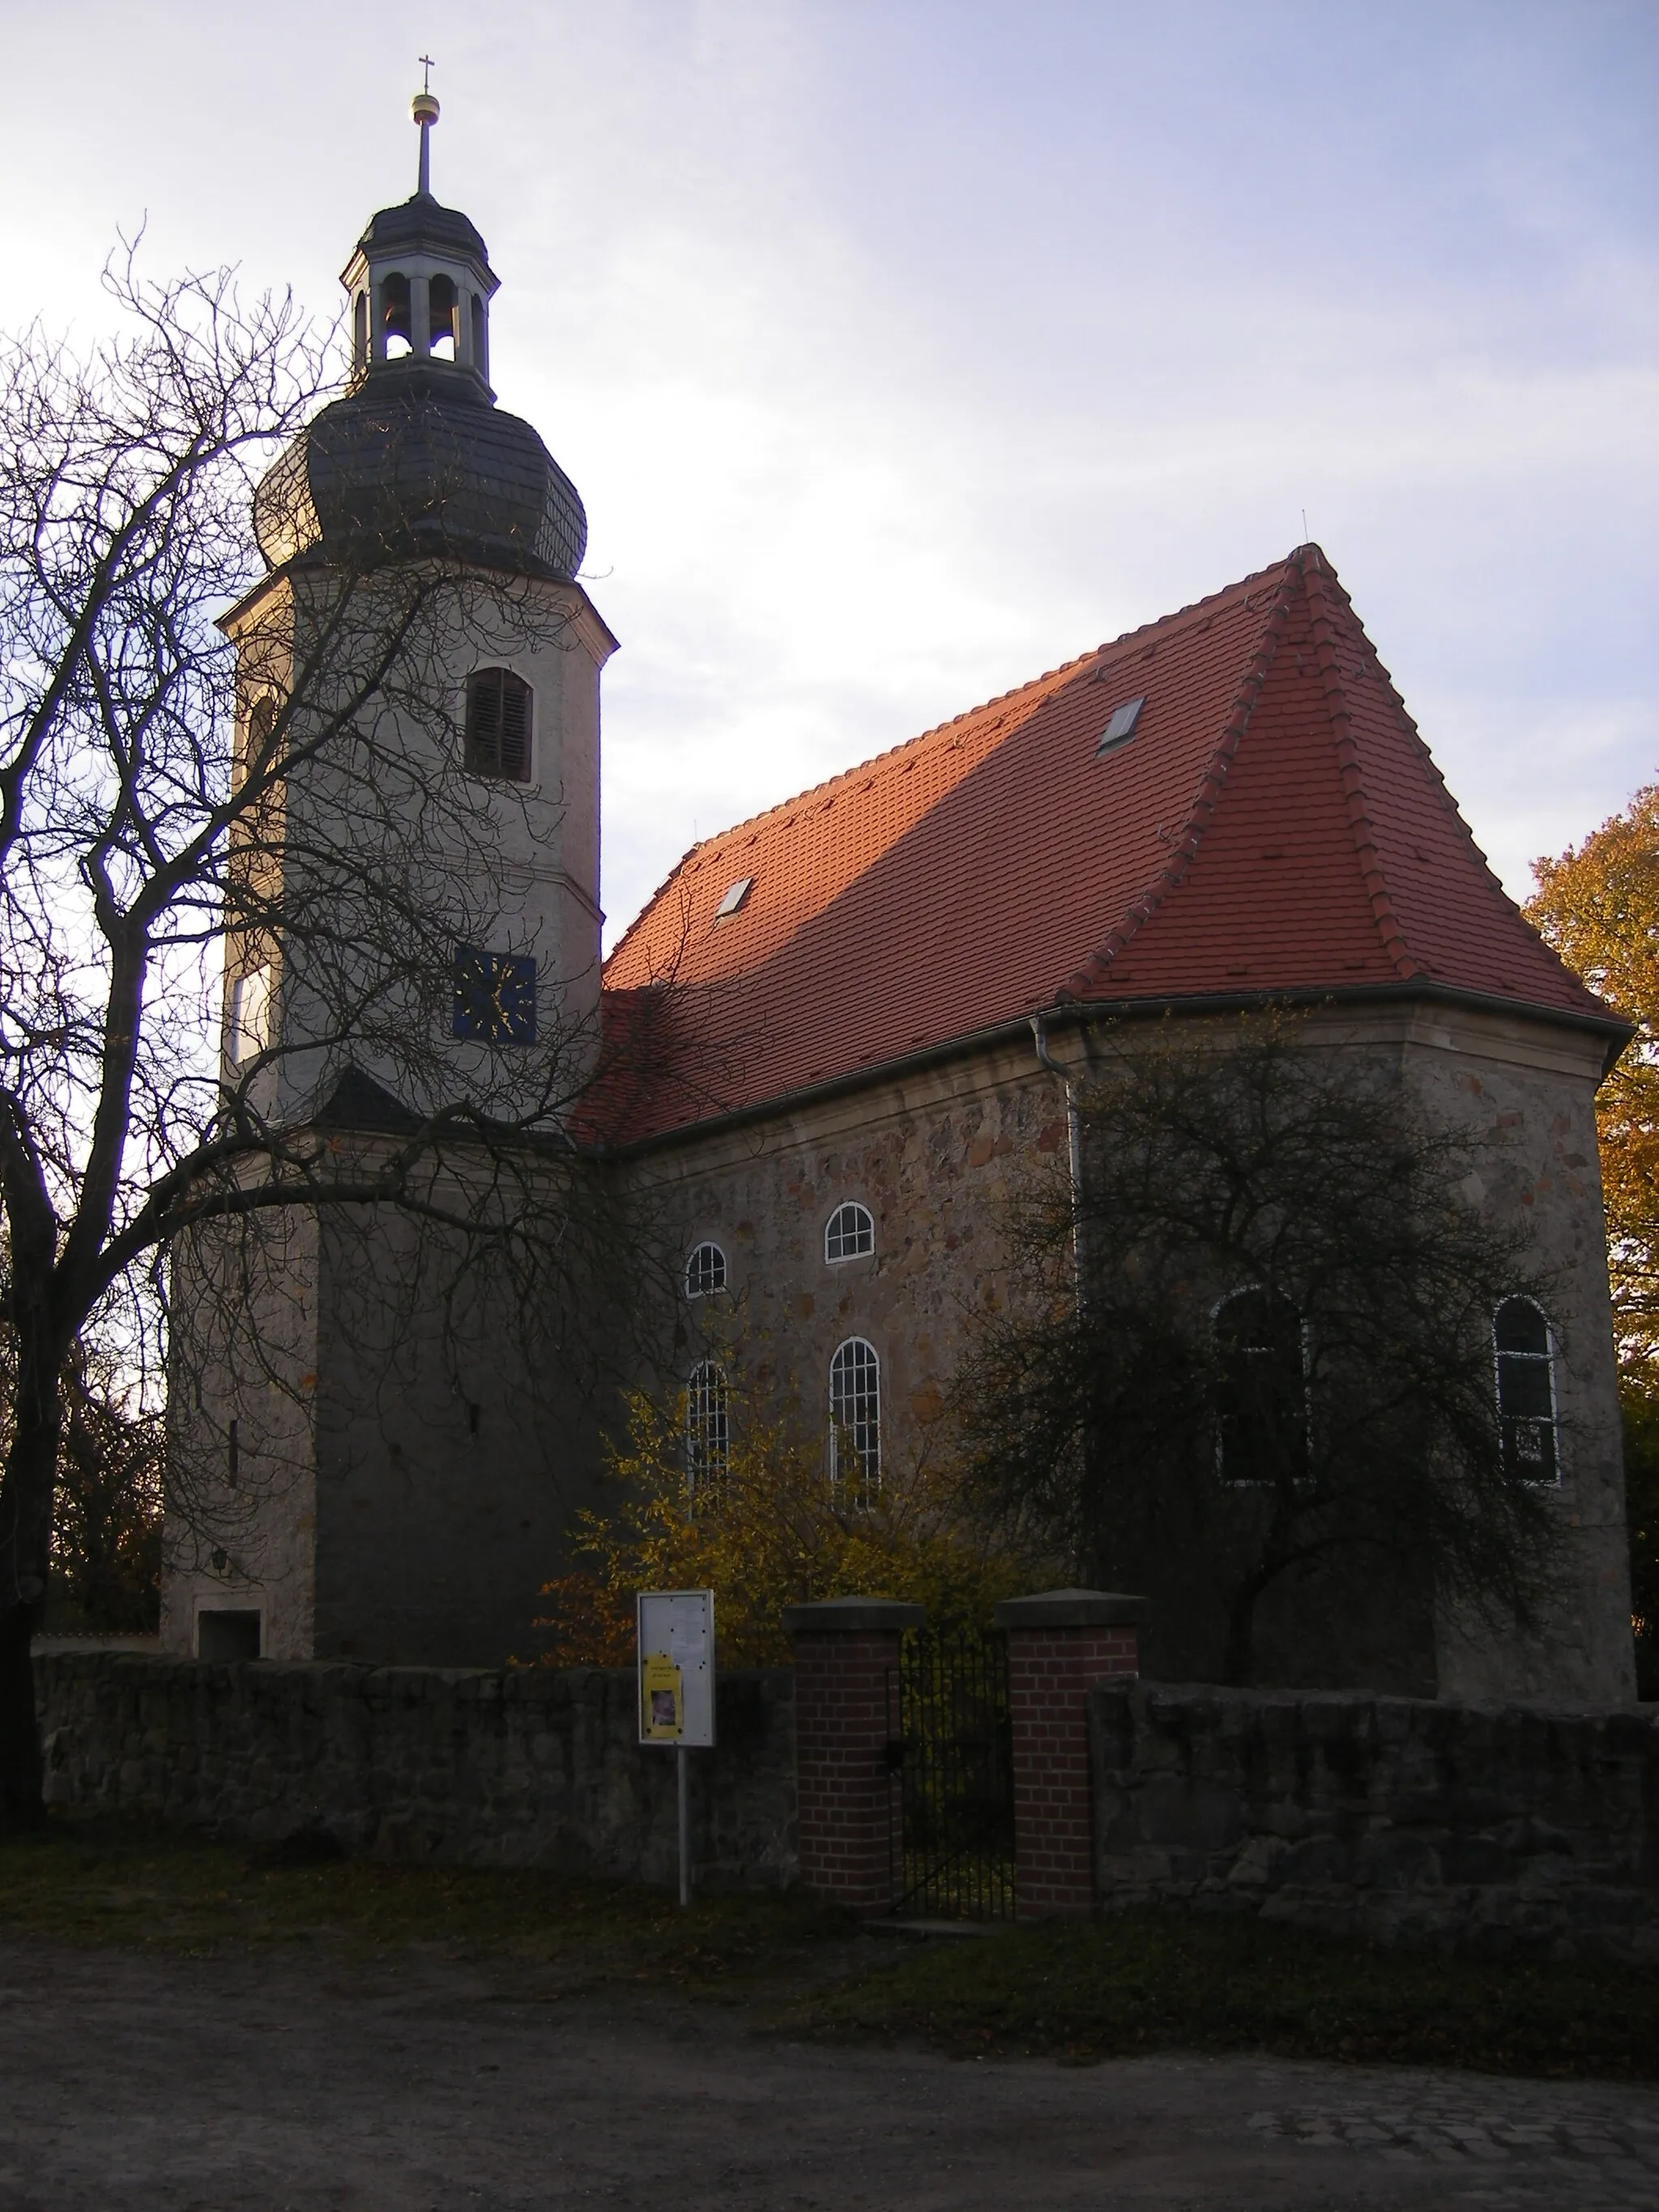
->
[465,667,532,782]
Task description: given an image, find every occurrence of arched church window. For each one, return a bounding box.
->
[1214,1286,1307,1486]
[429,274,458,361]
[685,1242,727,1298]
[465,667,532,782]
[829,1338,881,1486]
[380,271,413,358]
[825,1201,874,1264]
[686,1359,729,1490]
[1495,1297,1559,1482]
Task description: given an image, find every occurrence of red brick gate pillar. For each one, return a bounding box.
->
[995,1588,1145,1918]
[783,1596,924,1914]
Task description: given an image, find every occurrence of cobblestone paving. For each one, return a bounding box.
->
[6,1936,1657,2209]
[1250,2095,1659,2209]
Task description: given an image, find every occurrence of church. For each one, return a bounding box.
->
[160,101,1637,1704]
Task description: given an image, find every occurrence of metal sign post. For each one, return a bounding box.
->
[637,1588,715,1907]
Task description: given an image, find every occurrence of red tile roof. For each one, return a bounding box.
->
[595,548,1618,1144]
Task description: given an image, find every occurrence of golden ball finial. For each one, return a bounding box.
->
[412,89,440,127]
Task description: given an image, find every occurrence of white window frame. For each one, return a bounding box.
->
[1493,1295,1561,1485]
[1212,1283,1310,1487]
[684,1242,727,1299]
[686,1358,730,1490]
[228,965,271,1066]
[829,1336,881,1486]
[825,1200,875,1265]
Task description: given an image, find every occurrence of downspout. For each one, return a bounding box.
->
[1030,1010,1084,1309]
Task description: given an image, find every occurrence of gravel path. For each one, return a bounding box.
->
[1,1937,1656,2210]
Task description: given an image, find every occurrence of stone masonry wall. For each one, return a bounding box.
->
[1090,1681,1659,1961]
[644,1005,1631,1706]
[36,1652,797,1890]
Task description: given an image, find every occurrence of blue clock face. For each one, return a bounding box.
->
[452,948,537,1045]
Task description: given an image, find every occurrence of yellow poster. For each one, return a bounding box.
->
[641,1651,683,1740]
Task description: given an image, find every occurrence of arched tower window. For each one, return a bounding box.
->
[686,1360,730,1490]
[380,271,413,358]
[1214,1286,1307,1486]
[428,274,458,360]
[228,965,271,1066]
[245,694,277,763]
[829,1338,881,1486]
[1495,1297,1559,1482]
[465,667,532,781]
[685,1242,727,1298]
[825,1201,874,1264]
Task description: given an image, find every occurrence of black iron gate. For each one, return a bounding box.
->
[888,1627,1015,1920]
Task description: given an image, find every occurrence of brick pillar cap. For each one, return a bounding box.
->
[995,1587,1147,1629]
[783,1596,925,1636]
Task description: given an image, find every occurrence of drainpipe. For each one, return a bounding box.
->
[1030,1010,1085,1309]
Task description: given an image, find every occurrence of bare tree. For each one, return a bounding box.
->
[0,256,646,1822]
[952,1016,1567,1688]
[50,1339,164,1634]
[0,1241,163,1635]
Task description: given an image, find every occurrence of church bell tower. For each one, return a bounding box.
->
[229,78,613,1125]
[167,87,617,1669]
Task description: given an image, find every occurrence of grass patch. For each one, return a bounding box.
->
[0,1811,849,1999]
[782,1910,1659,2079]
[4,1814,1655,2078]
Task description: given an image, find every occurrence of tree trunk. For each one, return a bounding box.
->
[0,1593,44,1826]
[0,1360,63,1827]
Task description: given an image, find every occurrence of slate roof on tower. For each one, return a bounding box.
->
[595,546,1622,1145]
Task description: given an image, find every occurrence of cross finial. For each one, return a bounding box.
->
[411,61,440,195]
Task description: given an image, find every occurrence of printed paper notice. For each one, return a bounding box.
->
[640,1651,683,1740]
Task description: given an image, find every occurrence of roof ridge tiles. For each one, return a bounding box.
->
[1083,548,1300,653]
[1304,552,1515,897]
[595,543,1627,1146]
[603,654,1088,967]
[1298,556,1610,1023]
[1056,555,1303,1000]
[603,552,1306,972]
[1301,549,1420,981]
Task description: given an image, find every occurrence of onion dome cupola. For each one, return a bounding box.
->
[254,83,586,581]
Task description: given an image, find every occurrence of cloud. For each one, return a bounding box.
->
[5,0,1652,943]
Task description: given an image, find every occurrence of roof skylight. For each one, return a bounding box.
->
[714,876,753,918]
[1096,696,1145,754]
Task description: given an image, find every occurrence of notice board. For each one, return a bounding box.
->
[637,1588,715,1747]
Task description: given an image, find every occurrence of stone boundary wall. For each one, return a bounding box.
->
[1089,1681,1659,1961]
[35,1653,797,1890]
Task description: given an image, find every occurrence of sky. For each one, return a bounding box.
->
[5,0,1654,948]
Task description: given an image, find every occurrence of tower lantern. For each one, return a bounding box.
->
[339,76,497,391]
[252,84,586,581]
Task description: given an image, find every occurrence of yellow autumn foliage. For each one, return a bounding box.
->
[1527,782,1659,1372]
[534,1376,1037,1668]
